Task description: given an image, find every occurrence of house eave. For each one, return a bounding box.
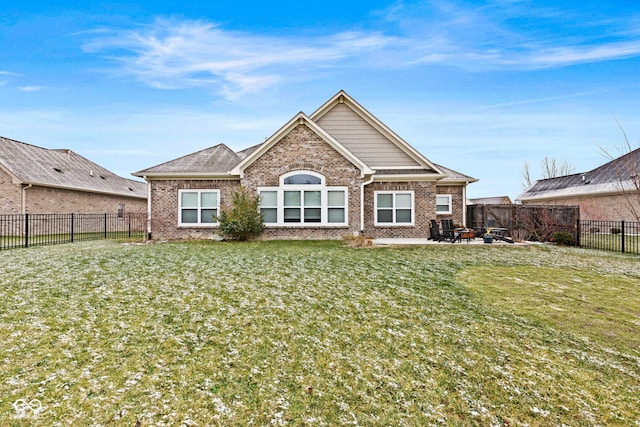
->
[437,177,480,185]
[133,171,239,180]
[517,183,638,203]
[19,181,147,199]
[310,90,446,174]
[373,173,446,182]
[231,112,374,178]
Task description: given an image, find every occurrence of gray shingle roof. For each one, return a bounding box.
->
[467,196,512,205]
[134,144,241,175]
[518,148,640,201]
[0,136,146,198]
[433,164,478,183]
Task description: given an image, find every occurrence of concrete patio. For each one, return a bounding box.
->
[373,237,528,246]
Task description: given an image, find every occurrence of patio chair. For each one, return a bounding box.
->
[429,219,445,241]
[441,219,456,242]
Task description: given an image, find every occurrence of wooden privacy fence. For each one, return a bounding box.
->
[466,204,580,242]
[0,212,147,250]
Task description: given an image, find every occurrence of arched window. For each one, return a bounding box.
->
[258,171,347,226]
[281,171,323,185]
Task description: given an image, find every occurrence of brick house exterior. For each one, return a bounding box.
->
[517,148,640,222]
[134,91,477,240]
[1,136,147,215]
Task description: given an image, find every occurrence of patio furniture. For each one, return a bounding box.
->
[429,219,445,241]
[454,228,476,243]
[484,227,515,244]
[441,219,456,242]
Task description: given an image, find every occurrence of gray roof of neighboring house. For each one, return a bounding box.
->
[467,196,513,205]
[0,136,147,198]
[518,148,640,201]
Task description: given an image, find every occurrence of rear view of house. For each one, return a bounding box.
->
[134,91,477,240]
[0,136,147,215]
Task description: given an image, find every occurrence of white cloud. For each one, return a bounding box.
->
[81,5,640,99]
[18,86,45,92]
[84,18,395,99]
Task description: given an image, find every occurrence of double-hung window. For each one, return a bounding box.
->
[258,171,347,226]
[436,194,452,214]
[375,191,414,226]
[179,189,219,226]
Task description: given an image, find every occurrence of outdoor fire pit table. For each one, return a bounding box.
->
[453,228,476,243]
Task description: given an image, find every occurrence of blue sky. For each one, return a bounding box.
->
[2,1,639,199]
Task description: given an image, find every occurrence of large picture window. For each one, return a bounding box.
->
[179,190,219,226]
[375,191,414,226]
[258,171,347,226]
[436,194,452,214]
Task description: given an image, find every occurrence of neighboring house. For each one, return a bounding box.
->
[467,196,512,205]
[134,91,477,240]
[0,136,147,215]
[517,148,640,221]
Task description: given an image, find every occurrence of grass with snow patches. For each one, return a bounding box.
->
[1,240,639,426]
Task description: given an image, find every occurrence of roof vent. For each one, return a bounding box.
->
[100,175,106,180]
[53,167,63,173]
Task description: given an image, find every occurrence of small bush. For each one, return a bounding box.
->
[215,186,265,241]
[610,227,622,235]
[551,231,574,246]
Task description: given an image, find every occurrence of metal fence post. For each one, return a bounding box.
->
[621,221,625,254]
[24,213,29,248]
[576,218,581,247]
[104,213,108,239]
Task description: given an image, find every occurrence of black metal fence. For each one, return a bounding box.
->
[0,213,147,250]
[578,220,640,255]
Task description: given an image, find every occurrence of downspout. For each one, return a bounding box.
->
[144,176,152,240]
[462,185,467,226]
[360,174,374,234]
[21,184,32,215]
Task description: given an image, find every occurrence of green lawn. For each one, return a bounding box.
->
[1,240,639,426]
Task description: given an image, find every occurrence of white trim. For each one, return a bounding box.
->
[310,90,446,176]
[436,194,452,215]
[374,190,415,226]
[230,112,373,178]
[133,172,237,180]
[258,173,348,227]
[280,170,325,186]
[178,189,220,227]
[373,173,444,182]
